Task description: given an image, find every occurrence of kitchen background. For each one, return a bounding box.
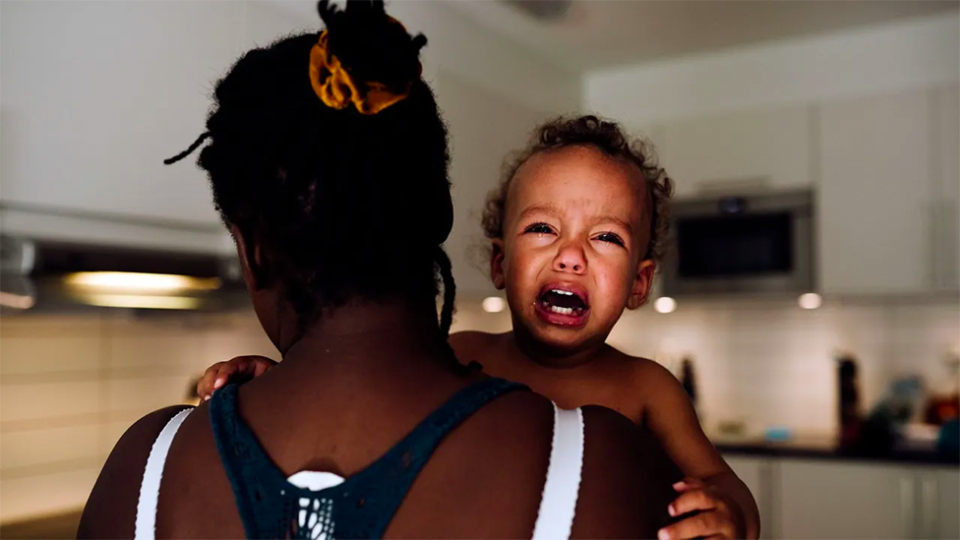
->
[1,1,958,538]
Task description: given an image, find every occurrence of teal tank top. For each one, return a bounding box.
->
[209,377,527,539]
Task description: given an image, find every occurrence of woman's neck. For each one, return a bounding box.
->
[277,298,453,379]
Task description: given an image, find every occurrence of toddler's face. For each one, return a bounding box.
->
[491,145,656,355]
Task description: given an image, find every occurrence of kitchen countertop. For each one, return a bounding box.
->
[712,434,959,466]
[0,510,81,539]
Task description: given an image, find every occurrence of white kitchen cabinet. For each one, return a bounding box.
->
[723,455,774,539]
[937,468,960,539]
[658,105,811,199]
[774,459,960,540]
[924,468,960,539]
[777,459,917,539]
[817,89,935,296]
[933,84,959,293]
[0,2,246,228]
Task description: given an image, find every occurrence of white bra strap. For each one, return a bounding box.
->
[135,408,193,540]
[532,405,584,540]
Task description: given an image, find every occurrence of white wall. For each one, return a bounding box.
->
[264,0,582,114]
[584,10,960,125]
[435,71,555,298]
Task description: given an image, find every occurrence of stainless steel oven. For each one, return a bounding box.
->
[661,190,814,297]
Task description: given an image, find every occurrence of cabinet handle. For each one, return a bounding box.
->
[901,476,916,539]
[929,202,941,290]
[941,200,959,290]
[921,477,938,539]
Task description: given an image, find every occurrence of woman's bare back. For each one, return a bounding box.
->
[79,349,680,539]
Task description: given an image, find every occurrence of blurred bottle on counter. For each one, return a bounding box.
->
[837,355,861,449]
[922,350,960,455]
[678,356,701,423]
[856,376,925,455]
[923,350,960,426]
[680,357,697,404]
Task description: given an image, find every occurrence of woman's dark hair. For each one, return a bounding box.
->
[166,0,458,344]
[482,115,673,263]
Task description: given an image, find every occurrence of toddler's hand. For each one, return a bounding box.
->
[658,477,745,540]
[196,355,277,401]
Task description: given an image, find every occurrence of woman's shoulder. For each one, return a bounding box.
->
[575,404,681,533]
[448,330,499,354]
[449,330,514,373]
[77,405,194,539]
[447,386,677,538]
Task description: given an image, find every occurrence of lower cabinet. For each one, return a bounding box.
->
[720,455,959,539]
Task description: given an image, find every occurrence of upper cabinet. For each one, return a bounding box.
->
[0,2,247,228]
[817,87,958,296]
[933,84,959,293]
[657,105,812,199]
[0,2,323,253]
[648,83,958,298]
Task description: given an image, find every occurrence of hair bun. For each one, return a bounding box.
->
[312,0,425,114]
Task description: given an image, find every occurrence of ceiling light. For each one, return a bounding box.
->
[65,272,220,294]
[654,297,677,314]
[798,292,822,310]
[482,296,506,313]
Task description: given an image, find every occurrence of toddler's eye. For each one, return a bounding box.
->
[524,222,555,235]
[596,232,625,247]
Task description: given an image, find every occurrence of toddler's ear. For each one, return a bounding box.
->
[490,239,506,290]
[627,259,656,310]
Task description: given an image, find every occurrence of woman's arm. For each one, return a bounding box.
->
[77,406,190,539]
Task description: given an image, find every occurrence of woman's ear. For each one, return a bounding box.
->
[231,224,267,291]
[626,259,657,310]
[490,239,506,290]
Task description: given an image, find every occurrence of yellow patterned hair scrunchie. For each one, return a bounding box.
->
[309,25,419,115]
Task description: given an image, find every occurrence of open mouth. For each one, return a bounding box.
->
[535,284,590,326]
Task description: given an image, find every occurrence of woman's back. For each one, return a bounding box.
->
[79,316,679,538]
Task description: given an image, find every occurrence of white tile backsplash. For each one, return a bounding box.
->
[0,309,277,523]
[0,381,102,424]
[0,297,956,522]
[105,374,196,415]
[639,299,957,435]
[0,468,101,524]
[454,296,959,437]
[0,334,101,377]
[0,425,100,472]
